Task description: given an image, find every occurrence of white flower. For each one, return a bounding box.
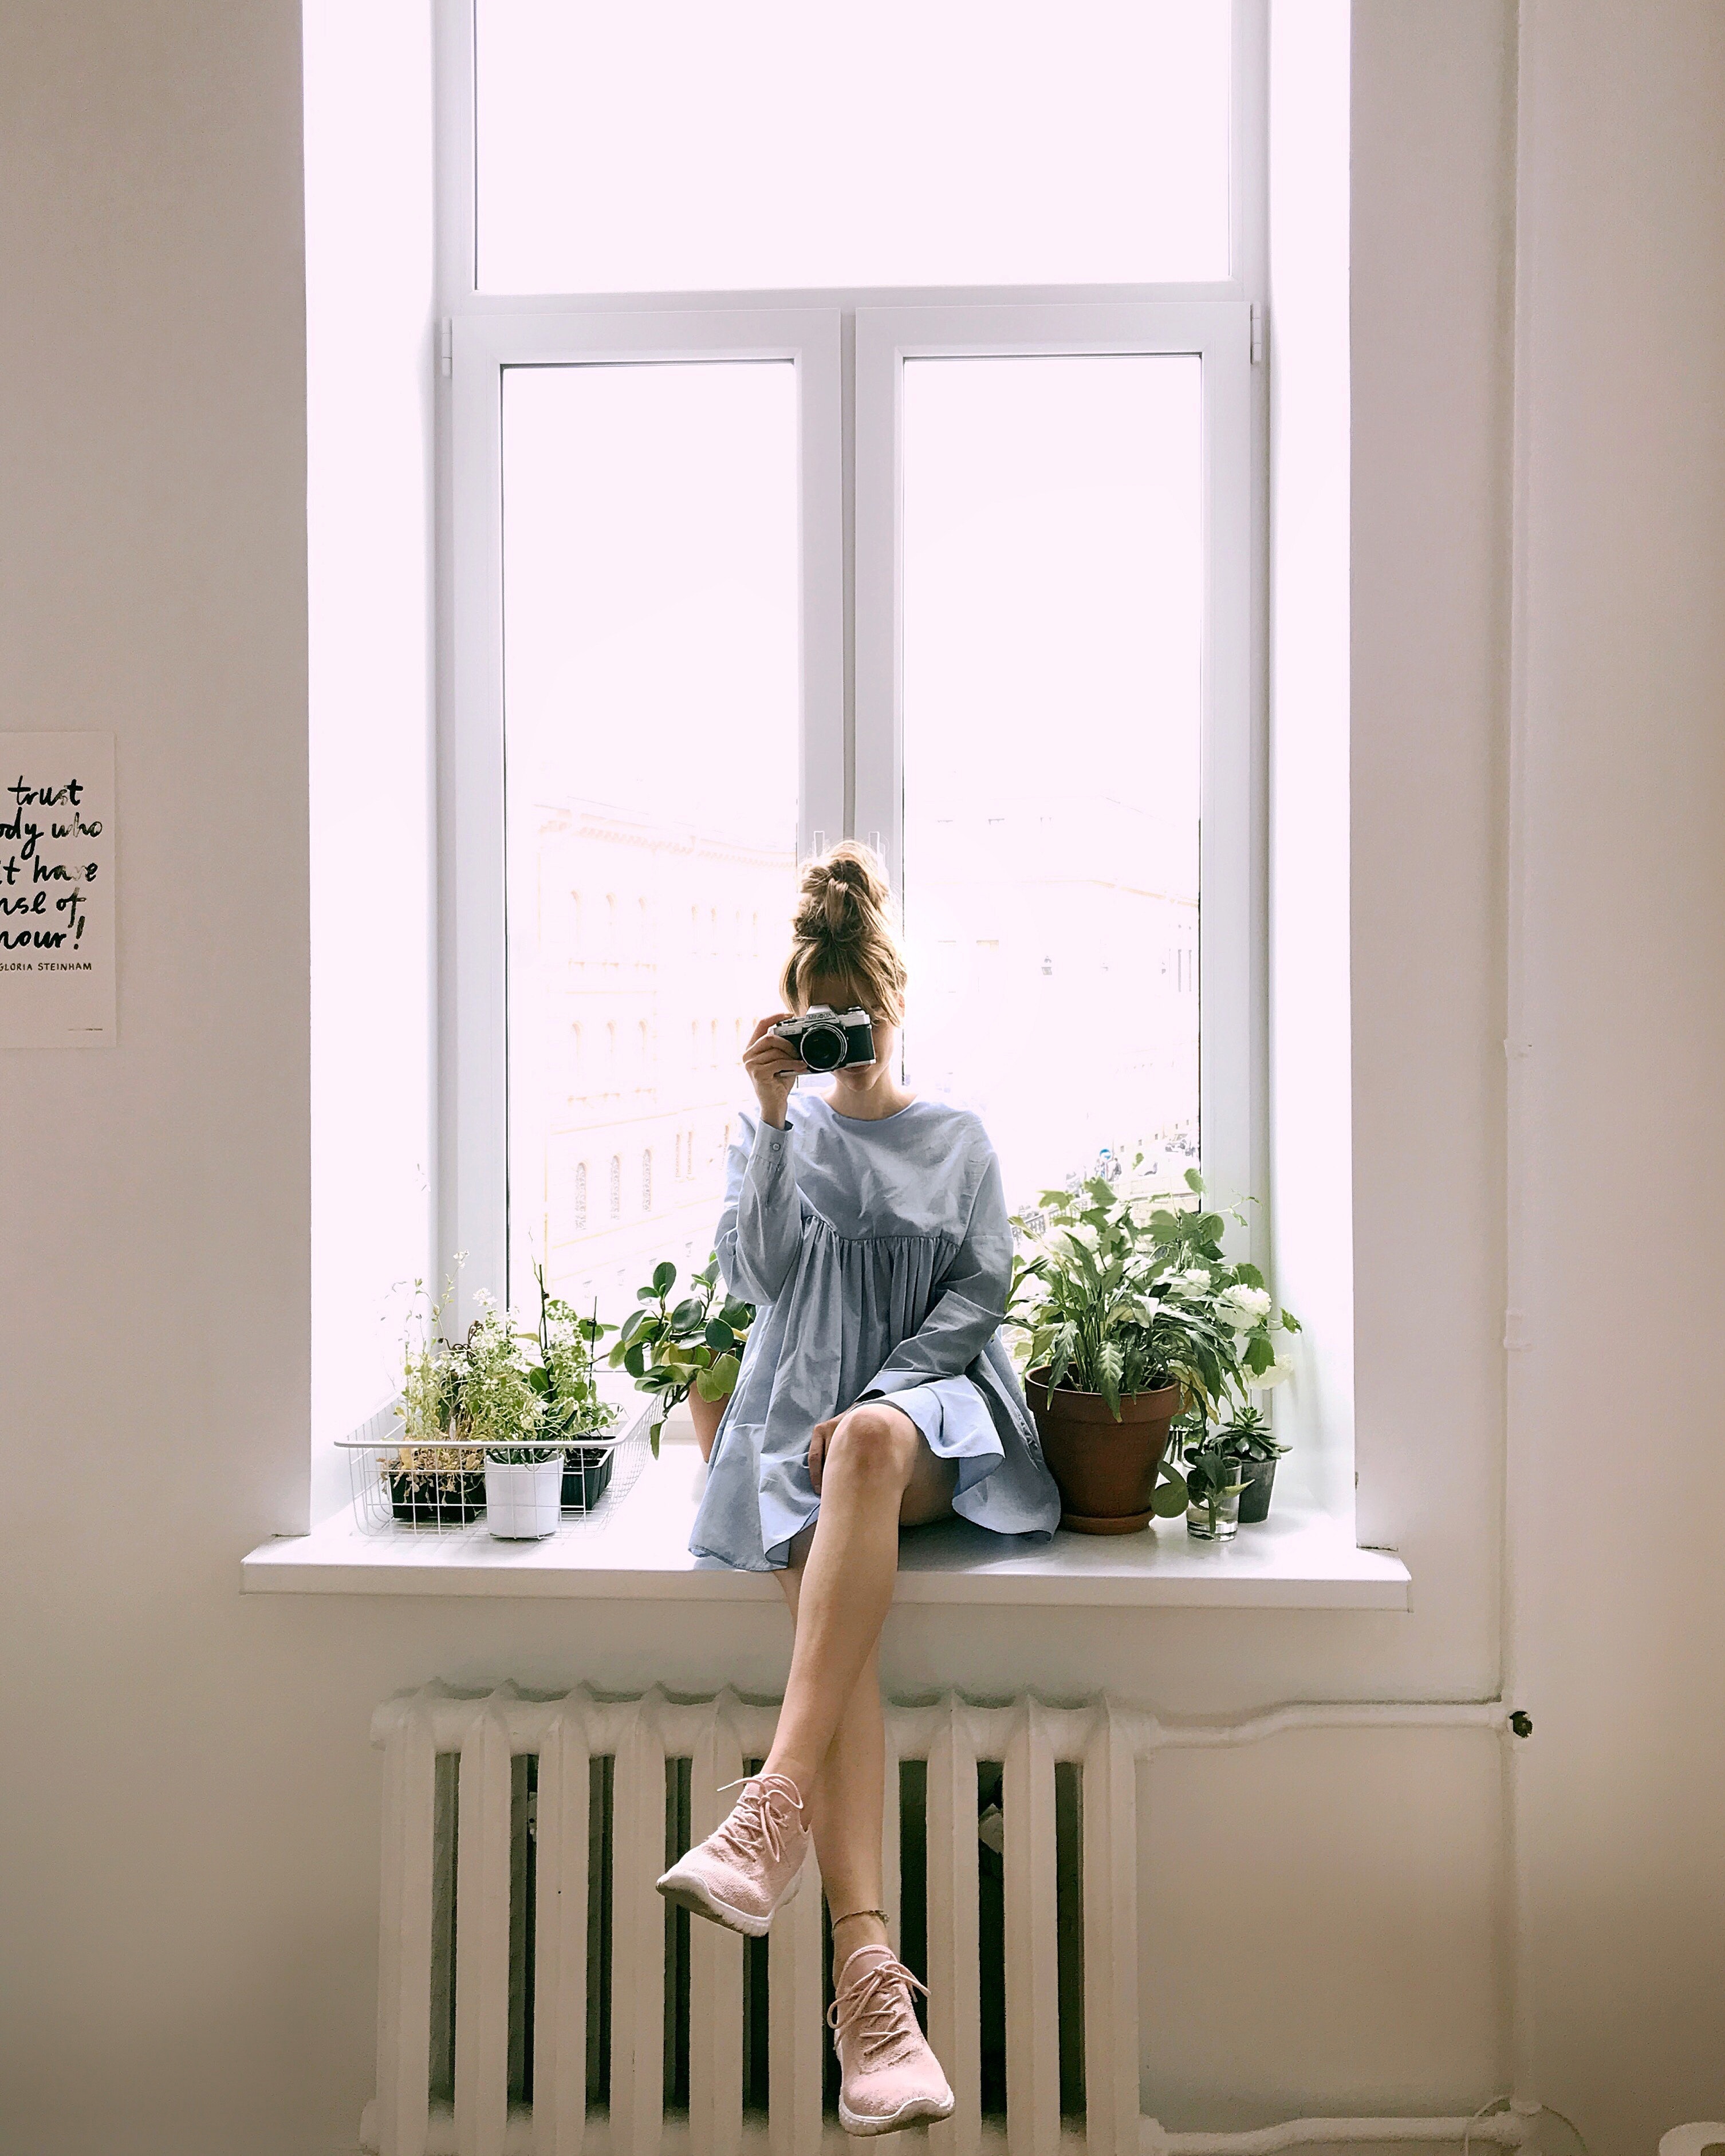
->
[1219,1284,1273,1330]
[1247,1353,1295,1391]
[1176,1267,1214,1291]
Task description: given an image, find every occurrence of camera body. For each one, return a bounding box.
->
[770,1004,877,1073]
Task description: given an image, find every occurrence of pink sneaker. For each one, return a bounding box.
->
[829,1944,955,2137]
[656,1773,809,1938]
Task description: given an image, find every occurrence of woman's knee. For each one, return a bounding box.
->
[824,1402,920,1490]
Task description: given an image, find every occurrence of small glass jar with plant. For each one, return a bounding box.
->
[1205,1402,1290,1525]
[609,1256,754,1459]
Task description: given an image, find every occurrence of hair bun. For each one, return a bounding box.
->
[780,842,905,1022]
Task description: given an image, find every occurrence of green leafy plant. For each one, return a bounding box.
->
[609,1256,754,1453]
[526,1260,618,1444]
[393,1264,620,1481]
[1009,1162,1302,1520]
[393,1269,482,1492]
[1010,1169,1236,1412]
[1178,1402,1291,1532]
[1012,1163,1301,1414]
[1180,1421,1248,1535]
[462,1292,558,1463]
[1209,1402,1287,1464]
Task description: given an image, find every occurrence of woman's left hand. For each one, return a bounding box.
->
[806,1416,839,1493]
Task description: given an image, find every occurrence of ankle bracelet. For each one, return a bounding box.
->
[829,1906,888,1929]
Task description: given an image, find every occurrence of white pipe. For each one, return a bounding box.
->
[359,2104,1537,2156]
[372,1685,1514,1759]
[1502,0,1541,2119]
[1149,2117,1532,2155]
[1146,1701,1507,1749]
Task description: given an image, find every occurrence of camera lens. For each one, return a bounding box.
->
[797,1020,847,1072]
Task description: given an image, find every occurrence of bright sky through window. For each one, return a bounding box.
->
[501,361,801,1304]
[900,354,1203,1220]
[475,0,1232,293]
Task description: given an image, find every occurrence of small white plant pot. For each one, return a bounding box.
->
[484,1455,565,1539]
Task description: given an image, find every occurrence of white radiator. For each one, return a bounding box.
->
[362,1685,1533,2156]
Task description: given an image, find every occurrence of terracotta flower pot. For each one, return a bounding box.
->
[688,1388,728,1462]
[1025,1369,1182,1535]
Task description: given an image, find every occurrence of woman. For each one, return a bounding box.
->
[657,844,1060,2137]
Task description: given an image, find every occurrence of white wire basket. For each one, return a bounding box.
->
[337,1397,653,1535]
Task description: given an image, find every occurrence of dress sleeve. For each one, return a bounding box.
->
[860,1141,1012,1396]
[714,1110,804,1306]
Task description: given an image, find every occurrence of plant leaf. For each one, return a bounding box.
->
[695,1352,740,1402]
[652,1259,677,1295]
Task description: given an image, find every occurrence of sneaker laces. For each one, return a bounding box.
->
[710,1773,805,1867]
[828,1952,930,2069]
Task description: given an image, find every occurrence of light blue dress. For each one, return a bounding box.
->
[690,1092,1062,1571]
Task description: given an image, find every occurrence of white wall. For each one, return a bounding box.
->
[1509,2,1725,2142]
[305,0,436,1524]
[0,3,1717,2153]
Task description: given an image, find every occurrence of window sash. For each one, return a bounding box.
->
[445,309,844,1303]
[854,300,1257,1216]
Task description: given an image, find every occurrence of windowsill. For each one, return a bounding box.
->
[245,1422,1408,1610]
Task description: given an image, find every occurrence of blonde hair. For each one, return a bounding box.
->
[779,841,907,1024]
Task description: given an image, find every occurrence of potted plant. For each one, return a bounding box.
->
[1131,1168,1301,1525]
[526,1263,621,1508]
[1209,1403,1289,1524]
[389,1274,485,1524]
[1011,1165,1301,1535]
[610,1257,754,1459]
[462,1293,566,1539]
[1009,1178,1235,1534]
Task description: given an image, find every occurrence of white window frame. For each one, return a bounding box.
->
[434,0,1269,1307]
[445,306,843,1300]
[854,301,1257,1215]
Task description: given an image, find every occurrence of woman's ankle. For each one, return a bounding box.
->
[756,1753,813,1803]
[829,1906,891,1961]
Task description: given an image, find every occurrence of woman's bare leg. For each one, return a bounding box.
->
[765,1406,955,1955]
[773,1566,890,1955]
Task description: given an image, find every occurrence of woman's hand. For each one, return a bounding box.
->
[806,1414,839,1494]
[742,1012,805,1129]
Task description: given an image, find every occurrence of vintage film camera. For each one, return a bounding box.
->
[769,1004,877,1073]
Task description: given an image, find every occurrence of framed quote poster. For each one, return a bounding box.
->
[0,732,116,1048]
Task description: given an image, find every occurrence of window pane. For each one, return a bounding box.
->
[900,354,1202,1223]
[503,362,800,1306]
[476,1,1230,294]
